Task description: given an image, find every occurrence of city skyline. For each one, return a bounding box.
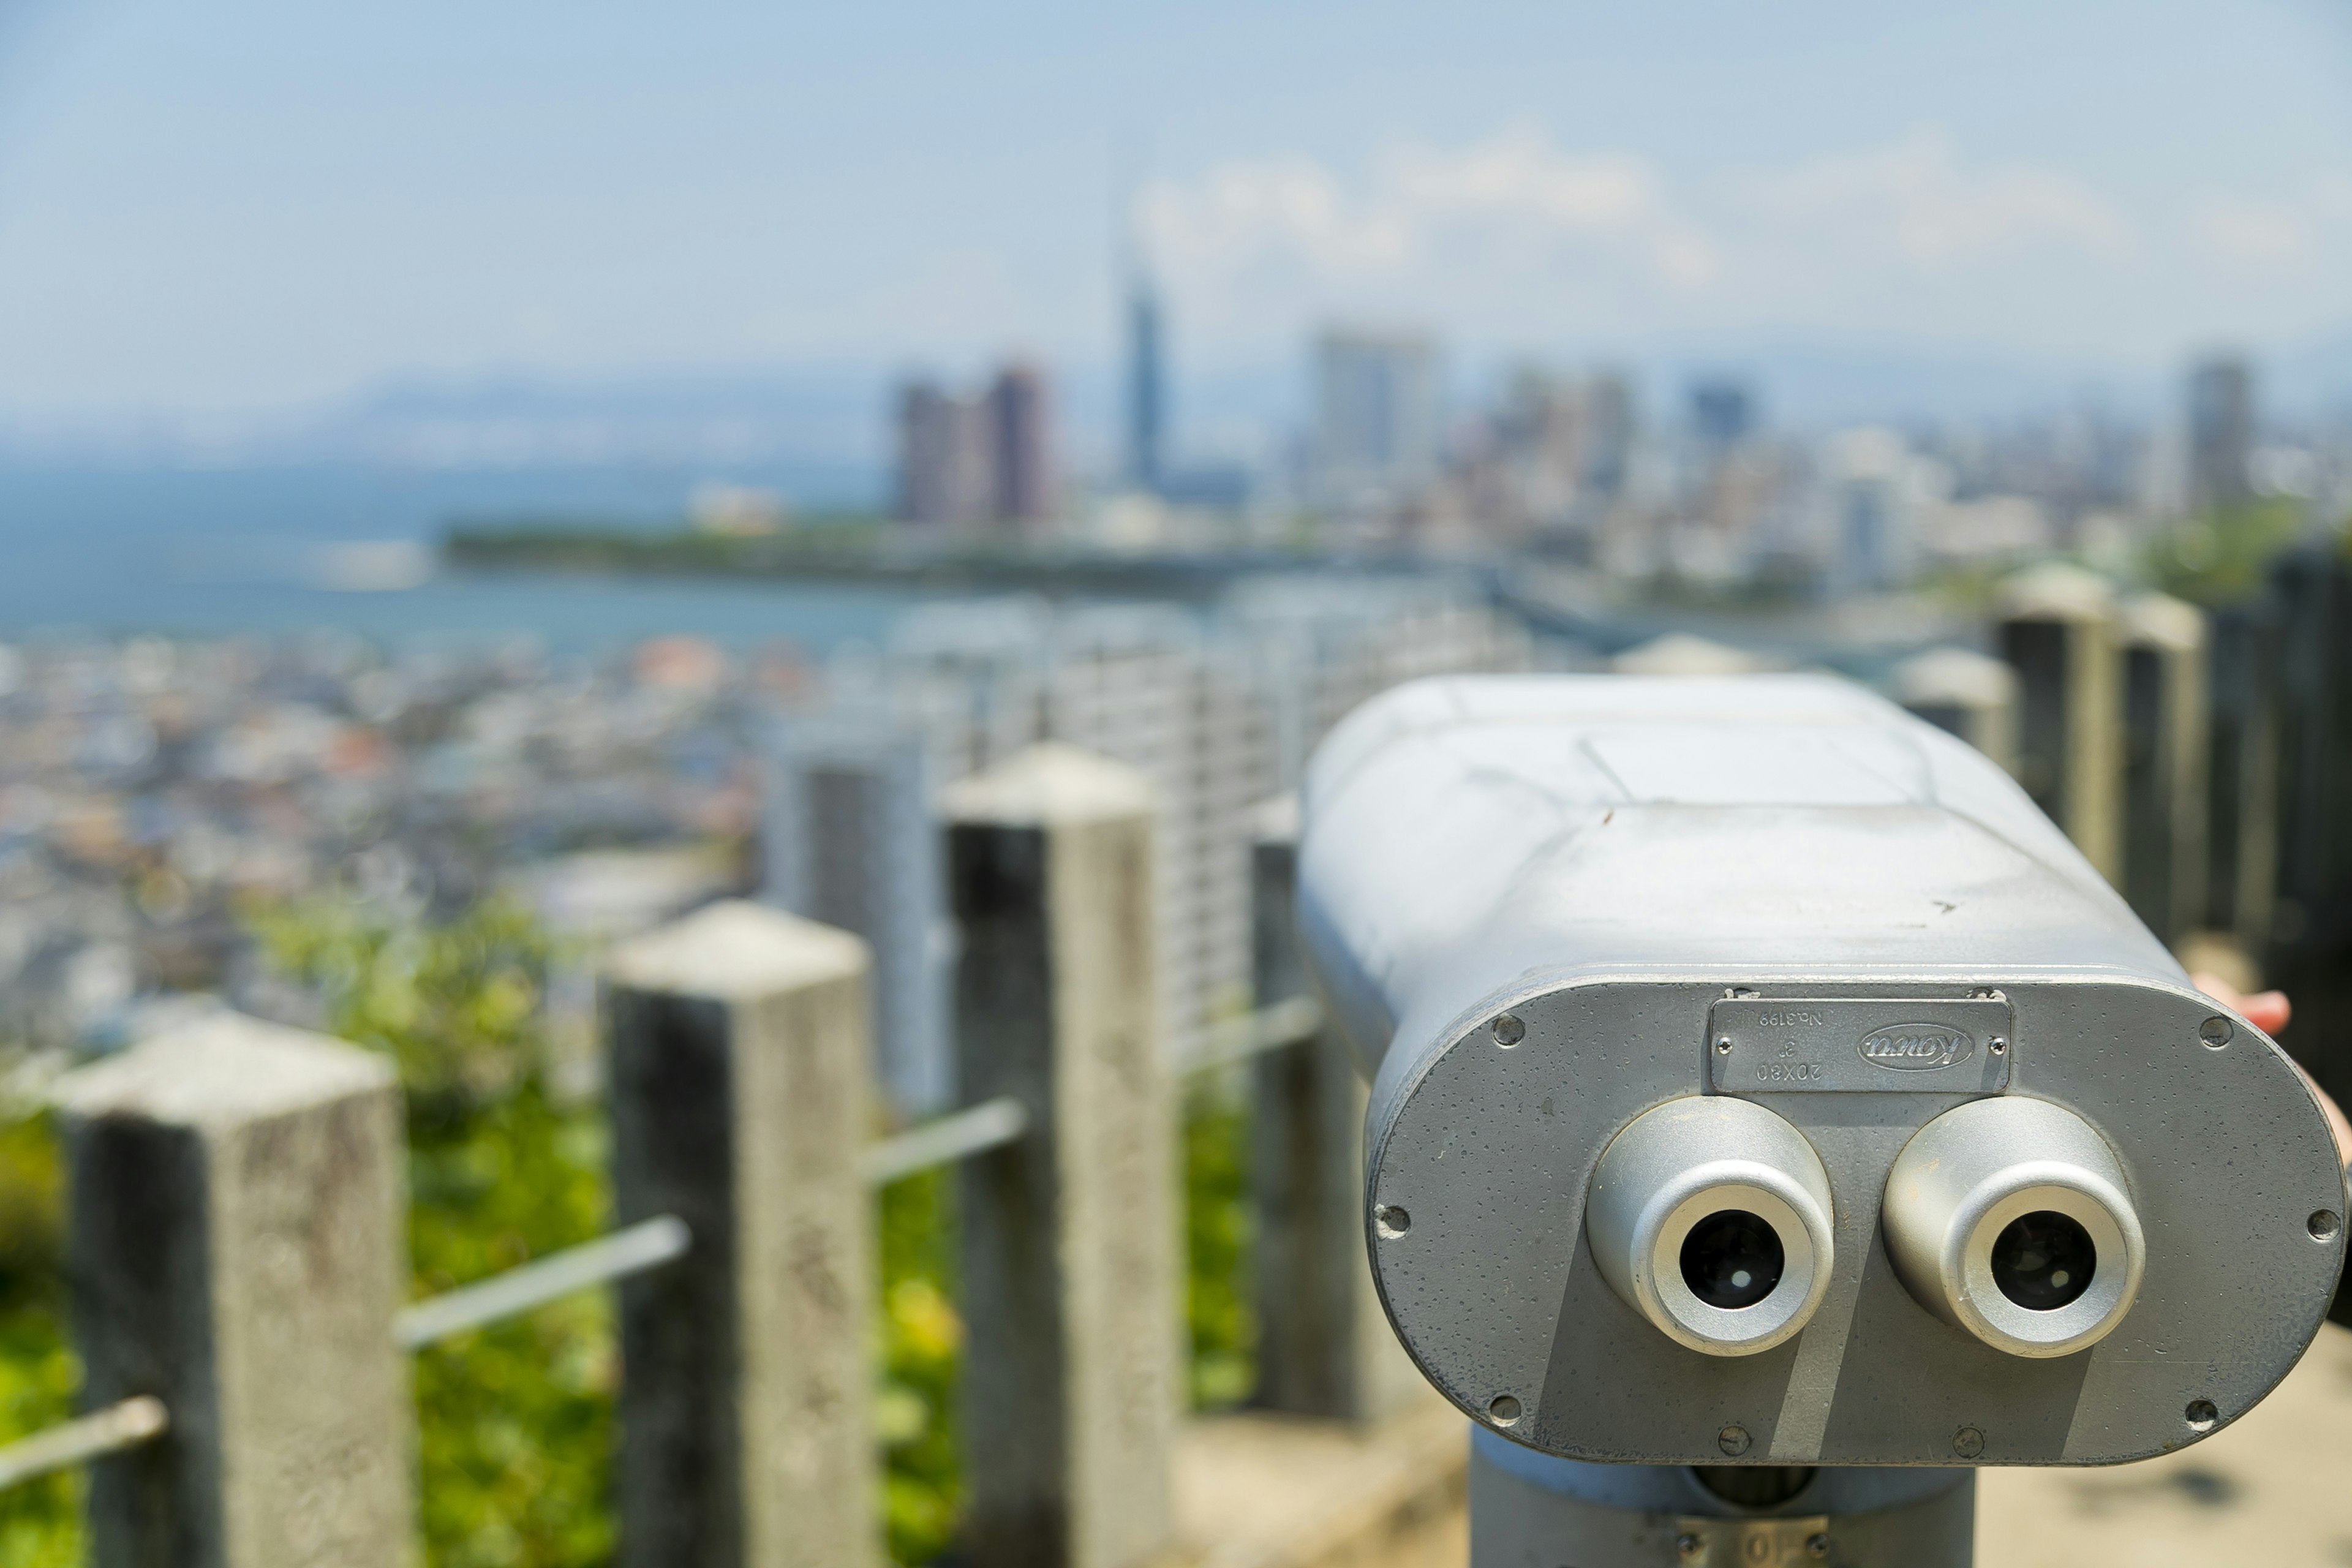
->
[0,0,2348,434]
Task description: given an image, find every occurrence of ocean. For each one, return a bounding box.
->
[0,462,923,652]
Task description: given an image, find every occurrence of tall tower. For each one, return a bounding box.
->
[1126,278,1166,494]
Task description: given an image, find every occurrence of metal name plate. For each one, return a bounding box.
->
[1706,996,2012,1094]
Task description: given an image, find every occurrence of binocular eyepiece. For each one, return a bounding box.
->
[1585,1097,1835,1356]
[1586,1094,2146,1359]
[1879,1095,2146,1357]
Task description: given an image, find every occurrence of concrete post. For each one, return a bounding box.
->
[1246,796,1427,1425]
[1892,647,2019,776]
[2119,592,2211,945]
[603,900,877,1568]
[1996,563,2123,882]
[943,742,1177,1568]
[53,1012,411,1568]
[2205,603,2279,947]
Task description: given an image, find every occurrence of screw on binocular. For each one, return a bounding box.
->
[2312,1210,2341,1241]
[1715,1423,1751,1457]
[2185,1400,2218,1431]
[1491,1013,1525,1047]
[1714,1035,1733,1055]
[1373,1205,1410,1238]
[1951,1427,1985,1458]
[1487,1393,1521,1425]
[1988,1035,2007,1055]
[2200,1016,2234,1049]
[1806,1534,1831,1561]
[1675,1533,1703,1560]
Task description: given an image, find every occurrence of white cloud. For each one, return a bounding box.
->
[1134,123,2352,365]
[2188,194,2314,267]
[2182,175,2352,278]
[1136,124,1714,323]
[1730,129,2138,268]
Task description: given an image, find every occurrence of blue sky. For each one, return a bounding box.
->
[1,0,2349,432]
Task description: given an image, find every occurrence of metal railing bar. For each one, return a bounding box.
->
[396,1214,692,1351]
[1178,995,1325,1074]
[0,1395,168,1493]
[861,1095,1030,1186]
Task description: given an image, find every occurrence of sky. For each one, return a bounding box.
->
[1,0,2350,440]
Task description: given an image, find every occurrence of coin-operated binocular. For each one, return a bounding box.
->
[1297,676,2345,1567]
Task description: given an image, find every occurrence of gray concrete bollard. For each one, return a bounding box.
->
[943,742,1177,1568]
[603,899,878,1568]
[1996,562,2124,882]
[1246,796,1427,1426]
[53,1011,412,1568]
[1893,646,2020,777]
[2119,592,2211,945]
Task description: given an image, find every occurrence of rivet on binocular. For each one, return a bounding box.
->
[1302,674,2348,1468]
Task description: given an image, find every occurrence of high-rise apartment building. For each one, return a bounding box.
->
[763,714,954,1114]
[895,380,990,527]
[766,585,1529,1073]
[2188,356,2255,514]
[986,362,1054,529]
[1311,330,1441,511]
[894,362,1058,532]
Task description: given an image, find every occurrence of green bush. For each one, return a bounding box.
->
[2145,497,2311,606]
[1184,1071,1255,1410]
[0,1113,77,1568]
[253,897,615,1568]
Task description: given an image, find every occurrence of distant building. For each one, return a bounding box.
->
[764,714,953,1114]
[1311,330,1441,511]
[896,379,990,527]
[1580,372,1637,499]
[895,362,1058,532]
[2188,356,2255,513]
[1474,366,1641,552]
[1688,379,1755,449]
[986,362,1054,529]
[1126,280,1166,493]
[1823,428,1940,594]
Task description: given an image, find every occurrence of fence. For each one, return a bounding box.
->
[7,741,1409,1568]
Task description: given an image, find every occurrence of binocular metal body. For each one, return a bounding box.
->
[1298,674,2344,1469]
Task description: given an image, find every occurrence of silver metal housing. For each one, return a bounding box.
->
[1586,1096,1836,1357]
[1299,674,2346,1467]
[1880,1097,2146,1359]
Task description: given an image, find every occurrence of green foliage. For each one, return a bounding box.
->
[0,1114,77,1568]
[1183,1072,1256,1410]
[2144,498,2310,606]
[254,897,614,1568]
[876,1169,961,1565]
[0,897,1271,1567]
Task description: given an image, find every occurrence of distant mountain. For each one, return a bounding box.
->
[6,325,2345,494]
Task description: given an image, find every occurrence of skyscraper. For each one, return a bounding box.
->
[2188,355,2254,514]
[1823,427,1924,594]
[894,362,1058,532]
[895,379,989,527]
[986,361,1054,529]
[1311,329,1441,511]
[1126,279,1166,493]
[1688,379,1755,449]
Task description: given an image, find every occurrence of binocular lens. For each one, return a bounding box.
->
[1679,1209,1785,1310]
[1990,1210,2096,1311]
